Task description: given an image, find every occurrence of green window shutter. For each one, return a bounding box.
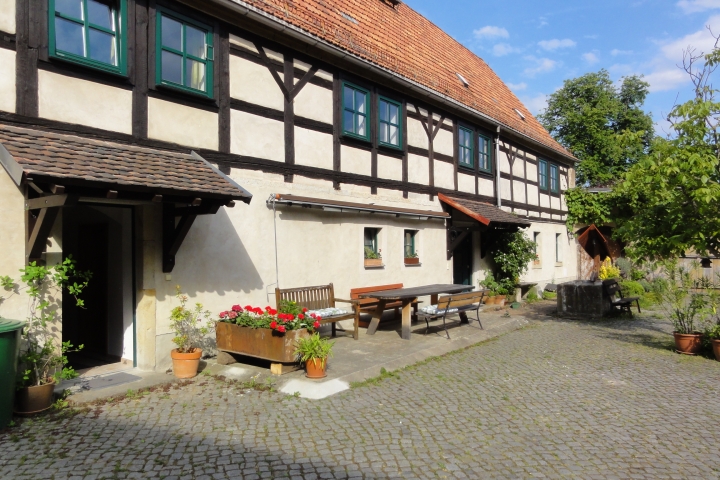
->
[156,8,214,98]
[478,134,492,173]
[378,96,402,149]
[539,160,548,190]
[458,126,474,168]
[550,164,559,193]
[48,0,128,76]
[342,82,370,141]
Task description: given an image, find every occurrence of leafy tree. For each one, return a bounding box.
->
[538,70,654,186]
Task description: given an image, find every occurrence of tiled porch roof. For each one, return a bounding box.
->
[439,193,530,227]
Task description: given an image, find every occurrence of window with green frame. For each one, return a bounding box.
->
[550,164,559,193]
[49,0,127,75]
[156,9,214,98]
[538,159,548,190]
[404,230,417,258]
[478,134,492,173]
[364,228,379,256]
[458,126,473,168]
[378,97,402,148]
[342,82,370,140]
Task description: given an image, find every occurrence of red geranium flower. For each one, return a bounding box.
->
[302,307,308,313]
[269,309,278,316]
[313,321,320,329]
[219,311,228,318]
[298,314,304,320]
[228,311,238,319]
[245,305,253,310]
[270,321,278,329]
[231,305,242,312]
[277,325,286,333]
[310,313,317,319]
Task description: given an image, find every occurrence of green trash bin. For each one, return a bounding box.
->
[0,319,25,427]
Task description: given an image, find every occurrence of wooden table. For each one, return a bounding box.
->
[358,284,475,340]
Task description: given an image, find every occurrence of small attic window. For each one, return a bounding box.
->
[381,0,402,6]
[456,73,469,88]
[514,108,526,120]
[341,12,359,25]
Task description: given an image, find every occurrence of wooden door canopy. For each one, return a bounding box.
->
[438,193,530,227]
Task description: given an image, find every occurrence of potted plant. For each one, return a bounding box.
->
[294,333,334,379]
[216,300,320,363]
[169,287,215,379]
[705,323,720,361]
[483,231,537,305]
[364,247,383,268]
[404,251,420,265]
[479,273,500,304]
[7,258,91,414]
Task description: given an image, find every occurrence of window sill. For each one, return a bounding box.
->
[156,82,214,101]
[533,263,543,269]
[364,264,385,269]
[49,53,127,78]
[404,259,421,266]
[555,262,563,267]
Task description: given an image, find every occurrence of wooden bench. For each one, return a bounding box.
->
[275,283,360,340]
[603,279,640,316]
[416,291,486,339]
[350,283,420,327]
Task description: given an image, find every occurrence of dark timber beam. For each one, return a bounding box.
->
[162,203,198,273]
[25,194,76,261]
[447,230,470,261]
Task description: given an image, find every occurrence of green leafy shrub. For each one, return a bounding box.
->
[619,281,645,298]
[638,279,652,292]
[615,257,633,278]
[630,269,646,281]
[638,293,657,309]
[526,288,539,303]
[542,291,557,300]
[598,257,621,280]
[170,287,214,354]
[364,247,381,259]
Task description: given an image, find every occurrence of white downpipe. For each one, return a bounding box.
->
[495,126,502,207]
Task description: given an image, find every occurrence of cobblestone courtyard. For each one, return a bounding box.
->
[2,307,720,479]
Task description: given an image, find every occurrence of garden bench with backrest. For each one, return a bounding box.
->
[350,283,421,325]
[275,283,360,340]
[602,279,640,316]
[416,290,486,339]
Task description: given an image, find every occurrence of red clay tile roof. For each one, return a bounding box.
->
[0,124,252,201]
[232,0,573,161]
[439,193,530,227]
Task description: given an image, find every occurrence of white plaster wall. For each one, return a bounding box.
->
[550,196,560,211]
[458,172,475,194]
[0,0,15,34]
[341,146,371,177]
[148,98,218,150]
[377,154,402,182]
[38,71,132,134]
[527,162,538,182]
[294,81,333,124]
[407,117,428,149]
[500,178,511,201]
[0,169,26,321]
[527,184,539,205]
[231,110,284,161]
[295,127,333,170]
[0,48,15,113]
[478,177,494,197]
[513,180,526,203]
[434,161,454,190]
[498,149,511,173]
[522,223,576,291]
[407,154,429,184]
[229,55,284,111]
[433,128,454,157]
[512,158,525,178]
[560,174,569,190]
[539,193,550,209]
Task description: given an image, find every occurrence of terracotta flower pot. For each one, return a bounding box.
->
[171,348,202,378]
[364,258,383,268]
[14,382,56,415]
[712,339,720,362]
[484,297,497,305]
[404,257,420,265]
[305,358,327,379]
[673,332,703,355]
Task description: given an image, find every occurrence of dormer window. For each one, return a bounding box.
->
[456,73,469,88]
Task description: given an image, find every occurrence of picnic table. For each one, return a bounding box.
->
[358,284,474,340]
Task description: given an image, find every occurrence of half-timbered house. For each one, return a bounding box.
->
[0,0,577,371]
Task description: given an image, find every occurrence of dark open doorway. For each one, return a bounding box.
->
[62,205,134,372]
[453,232,474,286]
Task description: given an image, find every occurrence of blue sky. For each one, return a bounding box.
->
[404,0,720,135]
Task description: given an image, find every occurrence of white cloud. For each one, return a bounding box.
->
[538,16,549,28]
[520,94,549,115]
[538,38,577,51]
[493,43,520,56]
[582,52,600,64]
[474,26,509,39]
[507,82,528,91]
[677,0,720,13]
[611,49,634,56]
[523,57,559,77]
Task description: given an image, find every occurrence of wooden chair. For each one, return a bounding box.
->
[602,279,640,316]
[350,283,420,325]
[275,283,360,340]
[416,291,486,339]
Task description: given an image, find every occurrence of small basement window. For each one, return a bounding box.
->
[364,228,380,257]
[404,230,418,262]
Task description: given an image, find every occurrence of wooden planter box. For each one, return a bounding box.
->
[216,322,309,363]
[404,257,420,265]
[364,258,383,268]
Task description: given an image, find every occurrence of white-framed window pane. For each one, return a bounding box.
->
[161,50,183,84]
[389,125,398,145]
[185,25,206,59]
[161,15,182,51]
[56,0,83,19]
[185,58,206,90]
[55,17,85,56]
[88,29,116,65]
[87,0,113,29]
